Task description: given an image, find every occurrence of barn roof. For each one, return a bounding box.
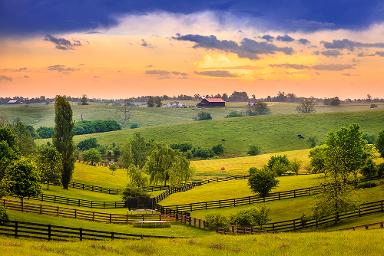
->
[204,98,225,103]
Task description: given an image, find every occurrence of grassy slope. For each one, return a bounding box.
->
[0,230,383,256]
[190,184,384,221]
[38,110,384,157]
[160,174,323,206]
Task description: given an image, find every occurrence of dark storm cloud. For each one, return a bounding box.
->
[44,34,82,50]
[276,35,295,42]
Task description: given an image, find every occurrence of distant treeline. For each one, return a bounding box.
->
[1,92,383,105]
[37,120,121,138]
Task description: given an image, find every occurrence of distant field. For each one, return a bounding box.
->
[0,229,383,256]
[38,110,384,157]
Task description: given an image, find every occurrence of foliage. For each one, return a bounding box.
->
[77,137,99,151]
[130,123,139,129]
[377,130,384,158]
[211,144,224,155]
[377,163,384,177]
[80,94,88,105]
[170,143,193,152]
[267,155,291,176]
[247,102,270,116]
[147,96,162,107]
[356,181,377,189]
[360,159,377,178]
[225,111,244,118]
[11,120,36,155]
[1,157,41,200]
[82,148,102,165]
[36,126,54,139]
[247,145,261,156]
[231,206,270,228]
[73,120,121,135]
[121,185,149,203]
[0,126,17,149]
[0,127,18,180]
[248,167,279,197]
[0,206,8,223]
[362,133,376,144]
[191,147,214,159]
[307,136,317,148]
[120,133,152,169]
[109,163,118,174]
[145,144,192,186]
[290,159,301,175]
[127,165,148,188]
[53,95,75,189]
[324,97,341,106]
[228,91,249,102]
[309,145,327,173]
[296,98,316,113]
[36,143,62,189]
[195,112,212,121]
[205,214,230,231]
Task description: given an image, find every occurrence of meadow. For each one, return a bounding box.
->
[0,230,383,256]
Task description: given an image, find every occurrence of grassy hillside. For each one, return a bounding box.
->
[39,110,384,157]
[0,230,383,256]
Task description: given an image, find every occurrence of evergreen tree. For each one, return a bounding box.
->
[53,96,75,189]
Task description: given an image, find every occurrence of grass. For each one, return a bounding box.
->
[6,211,209,238]
[41,185,122,201]
[0,230,383,256]
[38,110,384,157]
[192,149,311,178]
[190,183,384,222]
[160,174,323,206]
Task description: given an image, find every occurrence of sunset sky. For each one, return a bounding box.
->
[1,1,384,99]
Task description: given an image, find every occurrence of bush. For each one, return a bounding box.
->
[360,160,377,178]
[307,136,317,148]
[370,103,378,108]
[82,148,102,165]
[231,206,270,228]
[170,143,193,152]
[363,133,376,144]
[205,214,230,231]
[77,138,99,151]
[248,167,279,197]
[212,144,224,155]
[226,111,244,118]
[290,159,301,175]
[36,127,54,139]
[74,120,121,135]
[122,185,149,202]
[130,123,139,129]
[377,163,384,177]
[191,147,214,159]
[0,206,8,223]
[356,181,378,189]
[195,112,212,121]
[247,102,270,116]
[267,155,291,176]
[247,145,261,156]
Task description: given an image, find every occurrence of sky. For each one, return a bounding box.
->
[1,0,384,99]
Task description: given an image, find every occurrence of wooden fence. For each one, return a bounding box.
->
[216,199,384,234]
[2,199,172,224]
[0,221,175,241]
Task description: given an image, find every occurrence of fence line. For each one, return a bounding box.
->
[0,221,176,241]
[2,199,173,224]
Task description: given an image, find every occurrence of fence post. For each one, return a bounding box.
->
[293,219,296,231]
[110,214,112,223]
[48,224,52,241]
[381,200,383,212]
[278,192,281,200]
[233,199,236,207]
[79,228,83,241]
[74,209,77,219]
[57,206,59,216]
[111,232,114,240]
[93,212,95,221]
[40,204,43,214]
[14,221,18,238]
[248,196,251,204]
[293,190,296,198]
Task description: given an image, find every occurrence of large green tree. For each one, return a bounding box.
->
[36,143,62,189]
[377,130,384,158]
[0,127,18,180]
[53,96,75,189]
[248,167,279,197]
[120,133,152,169]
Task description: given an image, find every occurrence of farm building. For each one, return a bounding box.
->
[197,98,226,107]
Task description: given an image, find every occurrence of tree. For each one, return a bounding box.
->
[53,96,75,189]
[12,120,36,155]
[377,130,384,158]
[231,206,270,228]
[0,127,18,180]
[195,112,212,120]
[120,133,152,169]
[82,148,102,165]
[127,164,148,187]
[145,144,192,186]
[296,98,316,113]
[120,99,131,121]
[80,94,89,105]
[360,159,377,178]
[248,167,279,197]
[1,157,41,204]
[77,138,99,151]
[212,144,224,155]
[154,97,162,107]
[109,163,118,175]
[147,97,155,107]
[36,127,54,138]
[307,136,317,148]
[228,91,249,102]
[309,145,327,173]
[247,145,261,156]
[267,155,291,176]
[290,159,301,175]
[247,102,270,116]
[36,144,62,189]
[324,97,341,106]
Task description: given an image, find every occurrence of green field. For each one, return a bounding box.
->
[0,230,383,256]
[37,110,384,157]
[160,174,323,206]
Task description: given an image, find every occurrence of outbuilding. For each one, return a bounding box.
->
[197,98,226,107]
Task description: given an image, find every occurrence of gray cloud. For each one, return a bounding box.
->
[322,39,384,50]
[298,38,310,45]
[315,49,342,57]
[47,65,78,73]
[141,39,153,48]
[45,34,82,50]
[174,34,293,59]
[0,75,12,82]
[145,69,187,79]
[261,35,274,42]
[195,70,237,77]
[271,63,354,71]
[376,51,384,57]
[276,35,295,42]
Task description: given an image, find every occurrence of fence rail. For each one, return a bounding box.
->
[216,199,384,234]
[0,221,175,241]
[2,199,173,224]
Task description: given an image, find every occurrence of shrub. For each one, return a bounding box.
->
[377,163,384,177]
[247,102,270,116]
[195,112,212,121]
[307,136,317,148]
[356,181,378,189]
[377,130,384,158]
[77,138,99,151]
[363,133,376,144]
[212,144,224,155]
[370,103,378,108]
[82,148,102,165]
[226,111,244,118]
[248,167,279,197]
[0,206,8,223]
[231,206,270,228]
[247,145,261,156]
[290,159,301,175]
[191,147,214,159]
[74,120,121,135]
[205,214,230,231]
[36,127,54,138]
[130,123,139,129]
[360,159,377,178]
[267,155,291,176]
[170,143,193,152]
[122,185,149,202]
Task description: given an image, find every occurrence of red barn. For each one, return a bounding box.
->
[197,98,226,107]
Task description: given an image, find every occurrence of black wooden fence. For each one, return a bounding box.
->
[0,221,175,241]
[2,199,172,224]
